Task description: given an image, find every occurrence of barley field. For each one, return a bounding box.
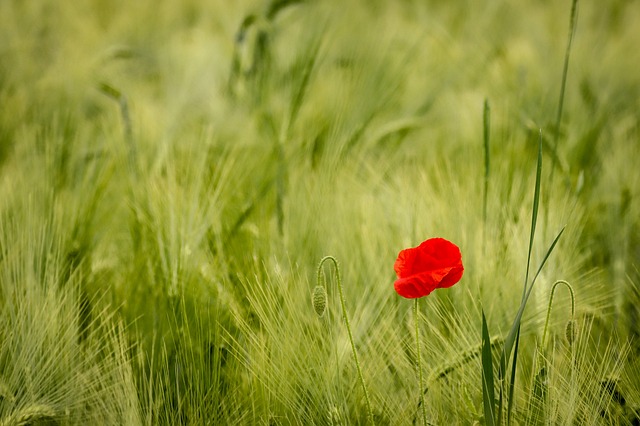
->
[1,0,639,424]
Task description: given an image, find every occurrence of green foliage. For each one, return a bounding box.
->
[1,0,640,424]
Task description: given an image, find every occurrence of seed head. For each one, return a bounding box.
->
[9,404,57,426]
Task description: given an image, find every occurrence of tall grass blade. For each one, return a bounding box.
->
[497,134,567,425]
[288,34,323,131]
[481,310,496,426]
[550,0,580,183]
[507,325,520,425]
[483,99,491,227]
[502,226,566,366]
[529,227,566,289]
[496,225,565,424]
[499,135,543,421]
[523,133,543,302]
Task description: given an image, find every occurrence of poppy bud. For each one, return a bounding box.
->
[565,319,577,345]
[312,285,327,317]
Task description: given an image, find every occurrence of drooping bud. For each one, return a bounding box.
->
[565,319,577,345]
[312,285,327,317]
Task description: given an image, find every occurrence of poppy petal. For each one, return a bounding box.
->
[394,247,417,278]
[438,263,464,289]
[394,274,438,298]
[393,238,464,298]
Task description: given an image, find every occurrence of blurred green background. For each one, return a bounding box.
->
[0,0,639,424]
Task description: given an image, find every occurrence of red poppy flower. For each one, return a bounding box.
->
[393,238,464,298]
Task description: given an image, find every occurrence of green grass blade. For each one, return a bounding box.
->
[523,133,543,301]
[481,310,496,426]
[502,226,565,371]
[498,136,566,425]
[483,99,491,226]
[495,225,565,425]
[288,32,323,130]
[497,350,506,425]
[550,0,580,183]
[528,226,566,292]
[506,325,521,425]
[501,134,543,384]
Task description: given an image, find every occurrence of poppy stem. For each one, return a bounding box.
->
[317,256,374,424]
[541,280,575,350]
[414,298,428,426]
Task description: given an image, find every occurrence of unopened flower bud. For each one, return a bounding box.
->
[565,319,577,345]
[312,285,327,317]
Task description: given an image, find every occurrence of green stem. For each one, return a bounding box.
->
[541,280,575,349]
[415,298,427,426]
[530,280,575,422]
[318,256,373,424]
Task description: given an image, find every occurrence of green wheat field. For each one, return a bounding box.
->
[1,0,639,424]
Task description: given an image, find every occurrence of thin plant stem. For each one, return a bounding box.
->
[541,280,575,349]
[415,298,427,426]
[529,280,575,423]
[317,256,373,425]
